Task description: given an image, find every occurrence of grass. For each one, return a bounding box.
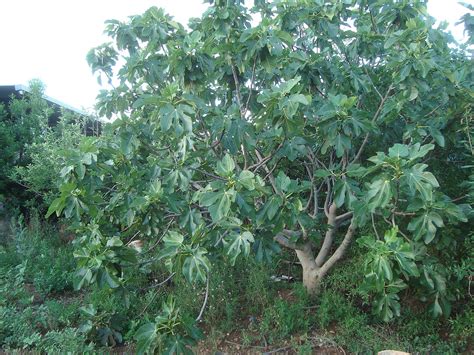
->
[0,212,472,353]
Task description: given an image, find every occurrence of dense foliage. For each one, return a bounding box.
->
[1,216,472,353]
[0,80,52,206]
[0,80,89,212]
[1,0,472,353]
[47,0,474,341]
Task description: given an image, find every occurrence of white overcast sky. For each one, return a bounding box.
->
[0,0,471,111]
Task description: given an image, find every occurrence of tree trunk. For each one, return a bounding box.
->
[274,218,356,297]
[296,244,322,295]
[302,267,321,295]
[294,221,356,296]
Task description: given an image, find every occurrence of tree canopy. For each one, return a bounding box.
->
[47,0,473,351]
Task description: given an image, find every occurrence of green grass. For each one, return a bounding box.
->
[0,212,472,353]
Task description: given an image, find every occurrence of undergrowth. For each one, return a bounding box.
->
[0,213,472,353]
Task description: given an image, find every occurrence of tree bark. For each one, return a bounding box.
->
[273,213,356,296]
[296,220,356,295]
[295,242,321,295]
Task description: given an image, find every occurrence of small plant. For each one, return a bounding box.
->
[134,296,202,354]
[38,328,94,353]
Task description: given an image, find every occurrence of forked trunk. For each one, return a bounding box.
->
[294,221,357,296]
[274,217,356,297]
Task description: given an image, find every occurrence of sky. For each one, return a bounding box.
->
[0,0,471,112]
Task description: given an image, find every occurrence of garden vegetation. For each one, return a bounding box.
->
[1,0,473,353]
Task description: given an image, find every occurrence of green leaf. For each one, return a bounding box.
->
[79,304,97,317]
[225,231,254,265]
[334,179,348,208]
[200,190,221,207]
[377,256,393,281]
[431,297,443,317]
[163,231,184,248]
[106,236,123,247]
[409,143,434,160]
[208,190,233,222]
[288,93,311,105]
[403,164,439,199]
[183,248,210,283]
[367,179,393,211]
[159,104,175,132]
[265,195,283,220]
[135,323,157,355]
[238,170,255,190]
[216,154,235,177]
[46,196,65,218]
[314,169,332,178]
[376,292,401,322]
[407,212,444,243]
[429,127,445,147]
[275,171,291,192]
[73,268,92,290]
[408,87,419,101]
[388,144,409,158]
[100,268,120,288]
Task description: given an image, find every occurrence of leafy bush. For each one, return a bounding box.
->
[0,80,50,201]
[12,113,86,210]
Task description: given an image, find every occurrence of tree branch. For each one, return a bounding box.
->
[255,149,280,195]
[274,230,304,250]
[352,84,393,163]
[316,203,337,267]
[244,56,257,115]
[195,273,210,322]
[318,220,356,278]
[335,211,353,225]
[231,64,244,115]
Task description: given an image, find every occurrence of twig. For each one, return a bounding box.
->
[231,64,244,115]
[138,273,176,316]
[143,273,175,290]
[263,345,292,354]
[125,231,140,246]
[244,56,257,115]
[224,340,266,349]
[352,84,393,163]
[195,273,210,322]
[255,149,280,194]
[143,218,174,253]
[451,194,468,202]
[371,213,381,240]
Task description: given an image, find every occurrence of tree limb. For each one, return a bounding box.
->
[352,84,394,163]
[274,230,304,251]
[195,273,210,322]
[316,203,337,267]
[231,64,244,115]
[318,220,356,278]
[335,211,353,225]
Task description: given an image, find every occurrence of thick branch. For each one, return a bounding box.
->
[295,242,318,272]
[318,220,356,278]
[335,211,353,225]
[316,203,337,267]
[274,230,303,250]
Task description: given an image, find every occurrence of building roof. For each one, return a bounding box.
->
[0,84,88,119]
